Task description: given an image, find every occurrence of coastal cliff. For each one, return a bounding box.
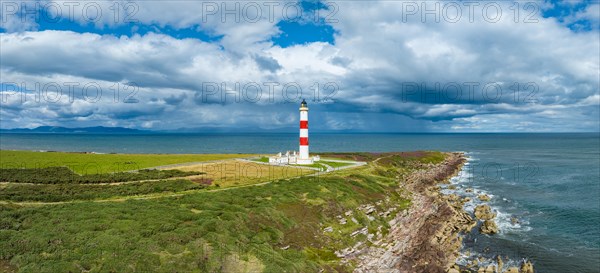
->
[351,152,534,273]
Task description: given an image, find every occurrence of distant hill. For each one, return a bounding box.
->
[159,126,298,133]
[0,126,149,134]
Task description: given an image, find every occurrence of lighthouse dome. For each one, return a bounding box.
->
[300,99,307,108]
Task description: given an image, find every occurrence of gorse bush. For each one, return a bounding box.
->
[0,167,203,184]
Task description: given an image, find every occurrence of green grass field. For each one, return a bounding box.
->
[318,161,354,168]
[0,150,254,174]
[252,156,270,163]
[0,150,447,273]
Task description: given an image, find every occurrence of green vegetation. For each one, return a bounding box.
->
[318,151,445,164]
[0,179,206,202]
[296,163,327,171]
[252,157,270,163]
[318,160,354,169]
[0,150,254,174]
[0,167,202,184]
[168,161,315,188]
[0,151,447,273]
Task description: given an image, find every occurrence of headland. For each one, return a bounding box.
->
[0,149,533,272]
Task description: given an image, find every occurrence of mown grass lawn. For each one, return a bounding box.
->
[319,161,355,168]
[0,150,254,174]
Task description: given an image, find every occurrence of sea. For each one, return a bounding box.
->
[1,132,598,272]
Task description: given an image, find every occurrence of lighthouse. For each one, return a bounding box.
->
[267,99,319,165]
[298,99,310,163]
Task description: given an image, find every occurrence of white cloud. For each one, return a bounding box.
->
[0,1,598,132]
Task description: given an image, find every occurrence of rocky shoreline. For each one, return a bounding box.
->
[352,152,534,273]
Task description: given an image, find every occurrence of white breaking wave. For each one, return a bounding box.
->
[442,155,531,233]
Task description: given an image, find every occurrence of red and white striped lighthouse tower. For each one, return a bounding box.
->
[298,99,310,162]
[268,99,319,165]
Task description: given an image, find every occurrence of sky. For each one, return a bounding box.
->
[0,0,599,132]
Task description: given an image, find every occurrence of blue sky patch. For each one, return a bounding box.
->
[272,20,336,47]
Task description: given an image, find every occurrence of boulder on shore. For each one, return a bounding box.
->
[474,204,496,220]
[520,261,534,273]
[477,265,495,273]
[478,194,491,201]
[496,256,503,273]
[480,220,498,234]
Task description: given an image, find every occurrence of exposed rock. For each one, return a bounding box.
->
[359,204,376,215]
[324,226,333,233]
[351,153,533,273]
[448,184,457,190]
[496,256,503,273]
[474,204,496,220]
[520,261,534,273]
[351,227,368,237]
[446,194,460,202]
[480,220,499,234]
[335,247,355,258]
[477,266,496,273]
[478,194,491,201]
[466,188,474,193]
[484,265,496,273]
[467,259,479,268]
[510,216,520,225]
[352,152,468,273]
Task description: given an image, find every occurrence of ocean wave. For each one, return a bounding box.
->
[496,210,532,233]
[441,163,531,234]
[455,249,522,271]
